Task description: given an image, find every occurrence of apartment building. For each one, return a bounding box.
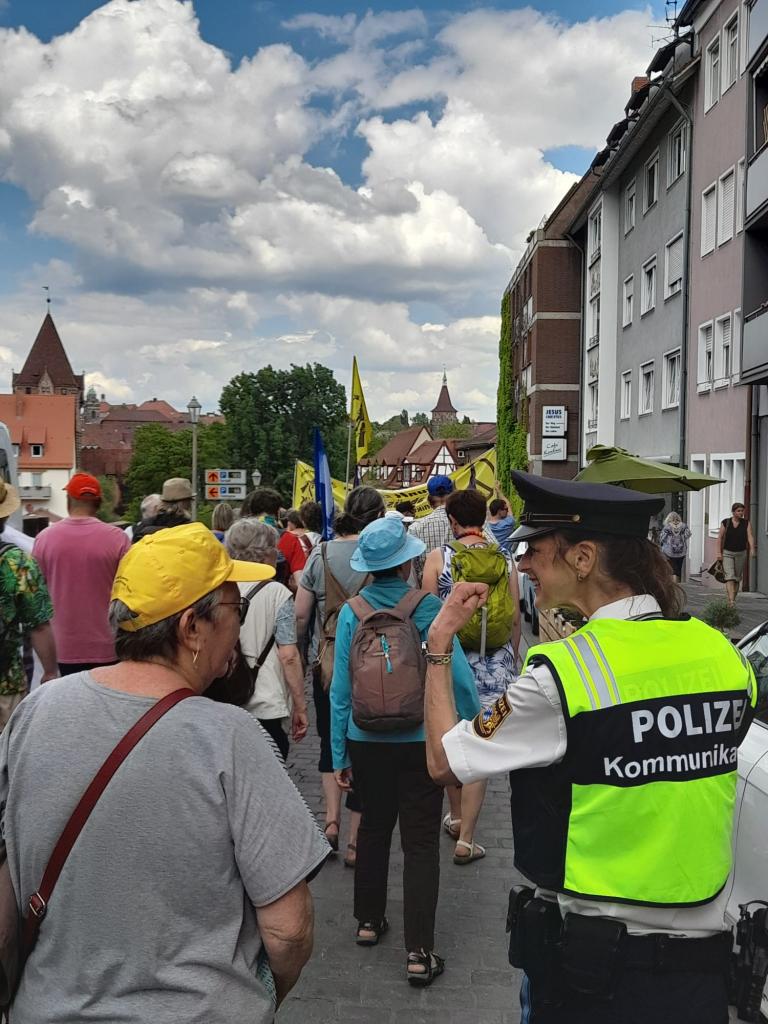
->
[502,179,593,478]
[678,0,751,575]
[740,0,768,591]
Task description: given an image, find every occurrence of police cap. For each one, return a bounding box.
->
[510,471,665,542]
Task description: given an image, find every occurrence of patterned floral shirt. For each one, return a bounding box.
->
[0,545,53,695]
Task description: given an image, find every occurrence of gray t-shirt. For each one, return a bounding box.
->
[0,674,329,1024]
[300,540,367,643]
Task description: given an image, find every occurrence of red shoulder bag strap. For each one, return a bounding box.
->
[23,687,194,944]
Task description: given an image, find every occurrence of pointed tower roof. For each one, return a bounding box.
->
[12,313,83,393]
[431,370,458,415]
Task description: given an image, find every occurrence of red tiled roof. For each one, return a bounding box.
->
[102,408,172,423]
[360,425,431,466]
[406,439,443,465]
[12,313,83,393]
[431,383,457,414]
[0,394,76,469]
[138,399,182,420]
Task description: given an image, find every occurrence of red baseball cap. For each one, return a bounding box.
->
[64,473,102,499]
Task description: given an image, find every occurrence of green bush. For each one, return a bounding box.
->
[700,598,741,632]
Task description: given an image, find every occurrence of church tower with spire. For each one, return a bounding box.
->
[431,370,458,433]
[12,312,84,406]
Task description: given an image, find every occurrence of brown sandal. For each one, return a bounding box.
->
[323,820,340,852]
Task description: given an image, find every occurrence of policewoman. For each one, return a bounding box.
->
[424,471,757,1024]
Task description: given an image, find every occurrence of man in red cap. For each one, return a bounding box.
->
[33,473,131,675]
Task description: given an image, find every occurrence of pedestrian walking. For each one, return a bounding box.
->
[717,501,756,606]
[424,471,756,1024]
[485,493,517,557]
[298,500,323,549]
[282,509,314,558]
[124,492,162,541]
[211,501,236,540]
[408,475,454,583]
[422,487,520,865]
[224,518,309,760]
[0,481,58,726]
[32,473,131,675]
[659,511,691,581]
[131,482,192,543]
[242,488,307,592]
[0,522,328,1022]
[295,485,385,864]
[331,517,480,985]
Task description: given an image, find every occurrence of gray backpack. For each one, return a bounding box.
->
[347,590,429,733]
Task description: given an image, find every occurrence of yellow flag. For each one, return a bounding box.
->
[293,449,497,518]
[350,357,373,461]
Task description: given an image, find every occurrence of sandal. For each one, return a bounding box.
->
[407,951,445,987]
[344,843,356,869]
[356,918,388,946]
[453,840,486,865]
[323,820,340,852]
[442,813,461,840]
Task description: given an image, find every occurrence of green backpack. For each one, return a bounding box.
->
[448,541,515,651]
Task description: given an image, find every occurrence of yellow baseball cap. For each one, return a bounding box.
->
[111,522,275,631]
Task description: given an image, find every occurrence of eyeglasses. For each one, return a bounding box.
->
[219,596,251,625]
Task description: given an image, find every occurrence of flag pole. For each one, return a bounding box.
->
[345,358,355,493]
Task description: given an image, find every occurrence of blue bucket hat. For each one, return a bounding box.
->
[427,474,454,497]
[350,517,426,572]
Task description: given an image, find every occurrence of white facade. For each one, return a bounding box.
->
[17,467,71,518]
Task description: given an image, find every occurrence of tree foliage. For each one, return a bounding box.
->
[411,412,430,427]
[220,363,347,498]
[437,421,473,439]
[497,291,529,517]
[124,422,231,521]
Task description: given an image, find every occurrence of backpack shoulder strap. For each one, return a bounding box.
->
[391,588,430,620]
[244,579,272,602]
[348,595,376,622]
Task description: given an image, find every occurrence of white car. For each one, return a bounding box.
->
[731,623,768,1020]
[513,541,539,636]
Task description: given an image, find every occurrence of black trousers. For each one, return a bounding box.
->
[258,717,290,761]
[348,740,442,952]
[521,967,729,1023]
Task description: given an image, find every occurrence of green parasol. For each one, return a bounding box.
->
[575,445,723,493]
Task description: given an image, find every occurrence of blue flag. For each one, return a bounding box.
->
[313,427,335,540]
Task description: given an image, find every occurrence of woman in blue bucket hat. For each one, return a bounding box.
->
[330,517,480,986]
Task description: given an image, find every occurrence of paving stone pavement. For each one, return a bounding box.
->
[279,630,537,1024]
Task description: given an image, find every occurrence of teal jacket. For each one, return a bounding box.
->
[330,577,481,771]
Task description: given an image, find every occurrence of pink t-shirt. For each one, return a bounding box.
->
[33,518,131,664]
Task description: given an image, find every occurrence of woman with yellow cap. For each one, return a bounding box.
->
[0,523,329,1023]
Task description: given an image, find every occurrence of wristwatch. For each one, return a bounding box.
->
[421,642,453,665]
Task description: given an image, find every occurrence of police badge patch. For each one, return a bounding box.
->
[472,693,512,738]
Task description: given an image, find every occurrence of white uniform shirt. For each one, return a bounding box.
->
[442,594,732,936]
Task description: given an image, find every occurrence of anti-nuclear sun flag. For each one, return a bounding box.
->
[350,357,373,461]
[293,449,497,519]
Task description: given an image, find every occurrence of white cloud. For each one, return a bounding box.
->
[0,1,656,422]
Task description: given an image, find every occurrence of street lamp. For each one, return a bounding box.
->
[187,395,202,519]
[251,468,262,488]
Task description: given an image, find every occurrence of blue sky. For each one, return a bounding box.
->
[0,1,662,418]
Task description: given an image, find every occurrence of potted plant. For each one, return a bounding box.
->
[700,598,741,634]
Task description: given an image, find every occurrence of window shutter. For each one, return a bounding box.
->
[718,172,735,244]
[666,236,683,291]
[702,189,716,254]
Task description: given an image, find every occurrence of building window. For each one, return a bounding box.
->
[705,35,720,111]
[621,371,632,420]
[587,382,598,431]
[663,349,681,408]
[717,168,735,245]
[31,472,42,487]
[668,121,686,185]
[588,207,602,264]
[30,444,43,458]
[715,314,733,387]
[733,308,742,383]
[588,295,601,344]
[698,321,714,392]
[624,178,636,233]
[723,13,739,92]
[644,151,659,212]
[709,455,745,535]
[640,362,655,415]
[701,183,717,256]
[11,444,19,458]
[665,233,684,298]
[736,158,746,232]
[641,256,656,314]
[623,275,634,327]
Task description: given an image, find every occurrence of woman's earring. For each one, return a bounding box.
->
[576,572,585,582]
[193,648,200,666]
